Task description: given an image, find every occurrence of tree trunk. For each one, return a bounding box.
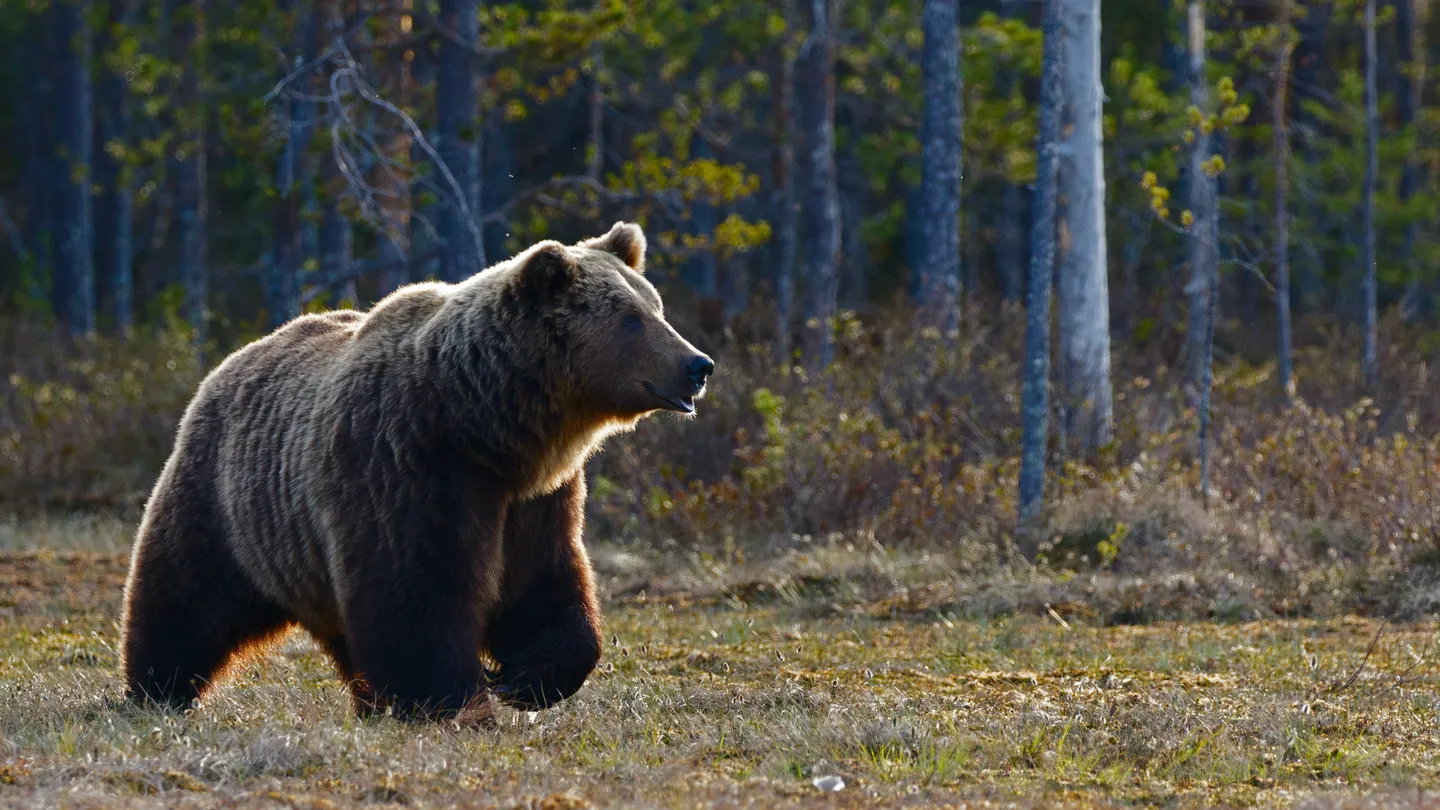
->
[436,0,483,283]
[410,38,439,284]
[999,185,1027,304]
[1362,0,1378,391]
[1056,0,1112,456]
[1291,1,1331,316]
[482,116,513,267]
[1125,214,1153,332]
[269,1,320,329]
[1274,0,1294,401]
[316,0,353,307]
[94,0,135,335]
[52,0,96,337]
[1018,0,1064,526]
[772,0,799,366]
[374,93,412,296]
[838,132,869,310]
[1198,198,1219,507]
[918,0,962,337]
[1184,0,1215,389]
[1397,0,1428,319]
[799,0,841,371]
[370,3,411,297]
[319,190,354,307]
[21,7,55,301]
[169,0,208,343]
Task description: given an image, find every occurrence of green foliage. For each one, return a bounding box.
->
[962,12,1043,186]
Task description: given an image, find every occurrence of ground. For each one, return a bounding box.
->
[2,519,1439,809]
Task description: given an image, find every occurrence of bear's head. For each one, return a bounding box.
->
[511,222,714,420]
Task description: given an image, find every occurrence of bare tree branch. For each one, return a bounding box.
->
[327,39,486,264]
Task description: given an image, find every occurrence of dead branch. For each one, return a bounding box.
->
[1327,618,1388,695]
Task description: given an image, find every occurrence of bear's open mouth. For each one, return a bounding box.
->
[644,383,696,414]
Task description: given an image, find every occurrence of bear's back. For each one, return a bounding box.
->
[197,309,367,625]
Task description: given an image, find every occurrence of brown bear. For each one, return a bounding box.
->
[120,222,713,720]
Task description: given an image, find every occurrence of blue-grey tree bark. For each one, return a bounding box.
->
[799,0,840,371]
[1184,0,1215,389]
[918,0,962,337]
[268,1,321,329]
[94,0,135,335]
[436,0,484,283]
[371,103,411,298]
[998,184,1026,304]
[1199,201,1219,507]
[1290,1,1331,316]
[1018,0,1064,526]
[410,35,439,283]
[1056,0,1112,455]
[21,7,55,299]
[1273,0,1294,401]
[52,0,96,336]
[482,117,513,267]
[1362,0,1378,391]
[838,105,869,311]
[318,188,354,306]
[315,0,353,306]
[169,0,208,342]
[772,0,799,365]
[358,3,411,298]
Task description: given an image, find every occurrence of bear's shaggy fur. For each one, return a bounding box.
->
[120,223,712,720]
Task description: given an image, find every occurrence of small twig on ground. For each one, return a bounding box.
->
[1327,618,1388,694]
[1044,603,1072,632]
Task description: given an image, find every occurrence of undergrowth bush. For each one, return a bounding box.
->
[5,305,1440,618]
[1,321,203,511]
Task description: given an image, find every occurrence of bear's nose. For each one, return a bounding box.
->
[687,355,715,385]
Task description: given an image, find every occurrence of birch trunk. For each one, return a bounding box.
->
[1056,0,1112,454]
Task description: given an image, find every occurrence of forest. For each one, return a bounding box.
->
[4,0,1440,807]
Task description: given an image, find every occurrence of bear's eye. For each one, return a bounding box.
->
[623,313,643,331]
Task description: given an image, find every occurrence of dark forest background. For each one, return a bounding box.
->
[5,0,1440,618]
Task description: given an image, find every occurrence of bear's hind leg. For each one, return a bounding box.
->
[121,491,290,710]
[488,473,602,711]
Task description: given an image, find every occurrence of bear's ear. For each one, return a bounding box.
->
[515,241,578,306]
[582,221,647,272]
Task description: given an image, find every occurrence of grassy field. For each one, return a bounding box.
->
[2,518,1440,809]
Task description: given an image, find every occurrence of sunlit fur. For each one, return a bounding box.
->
[120,222,710,720]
